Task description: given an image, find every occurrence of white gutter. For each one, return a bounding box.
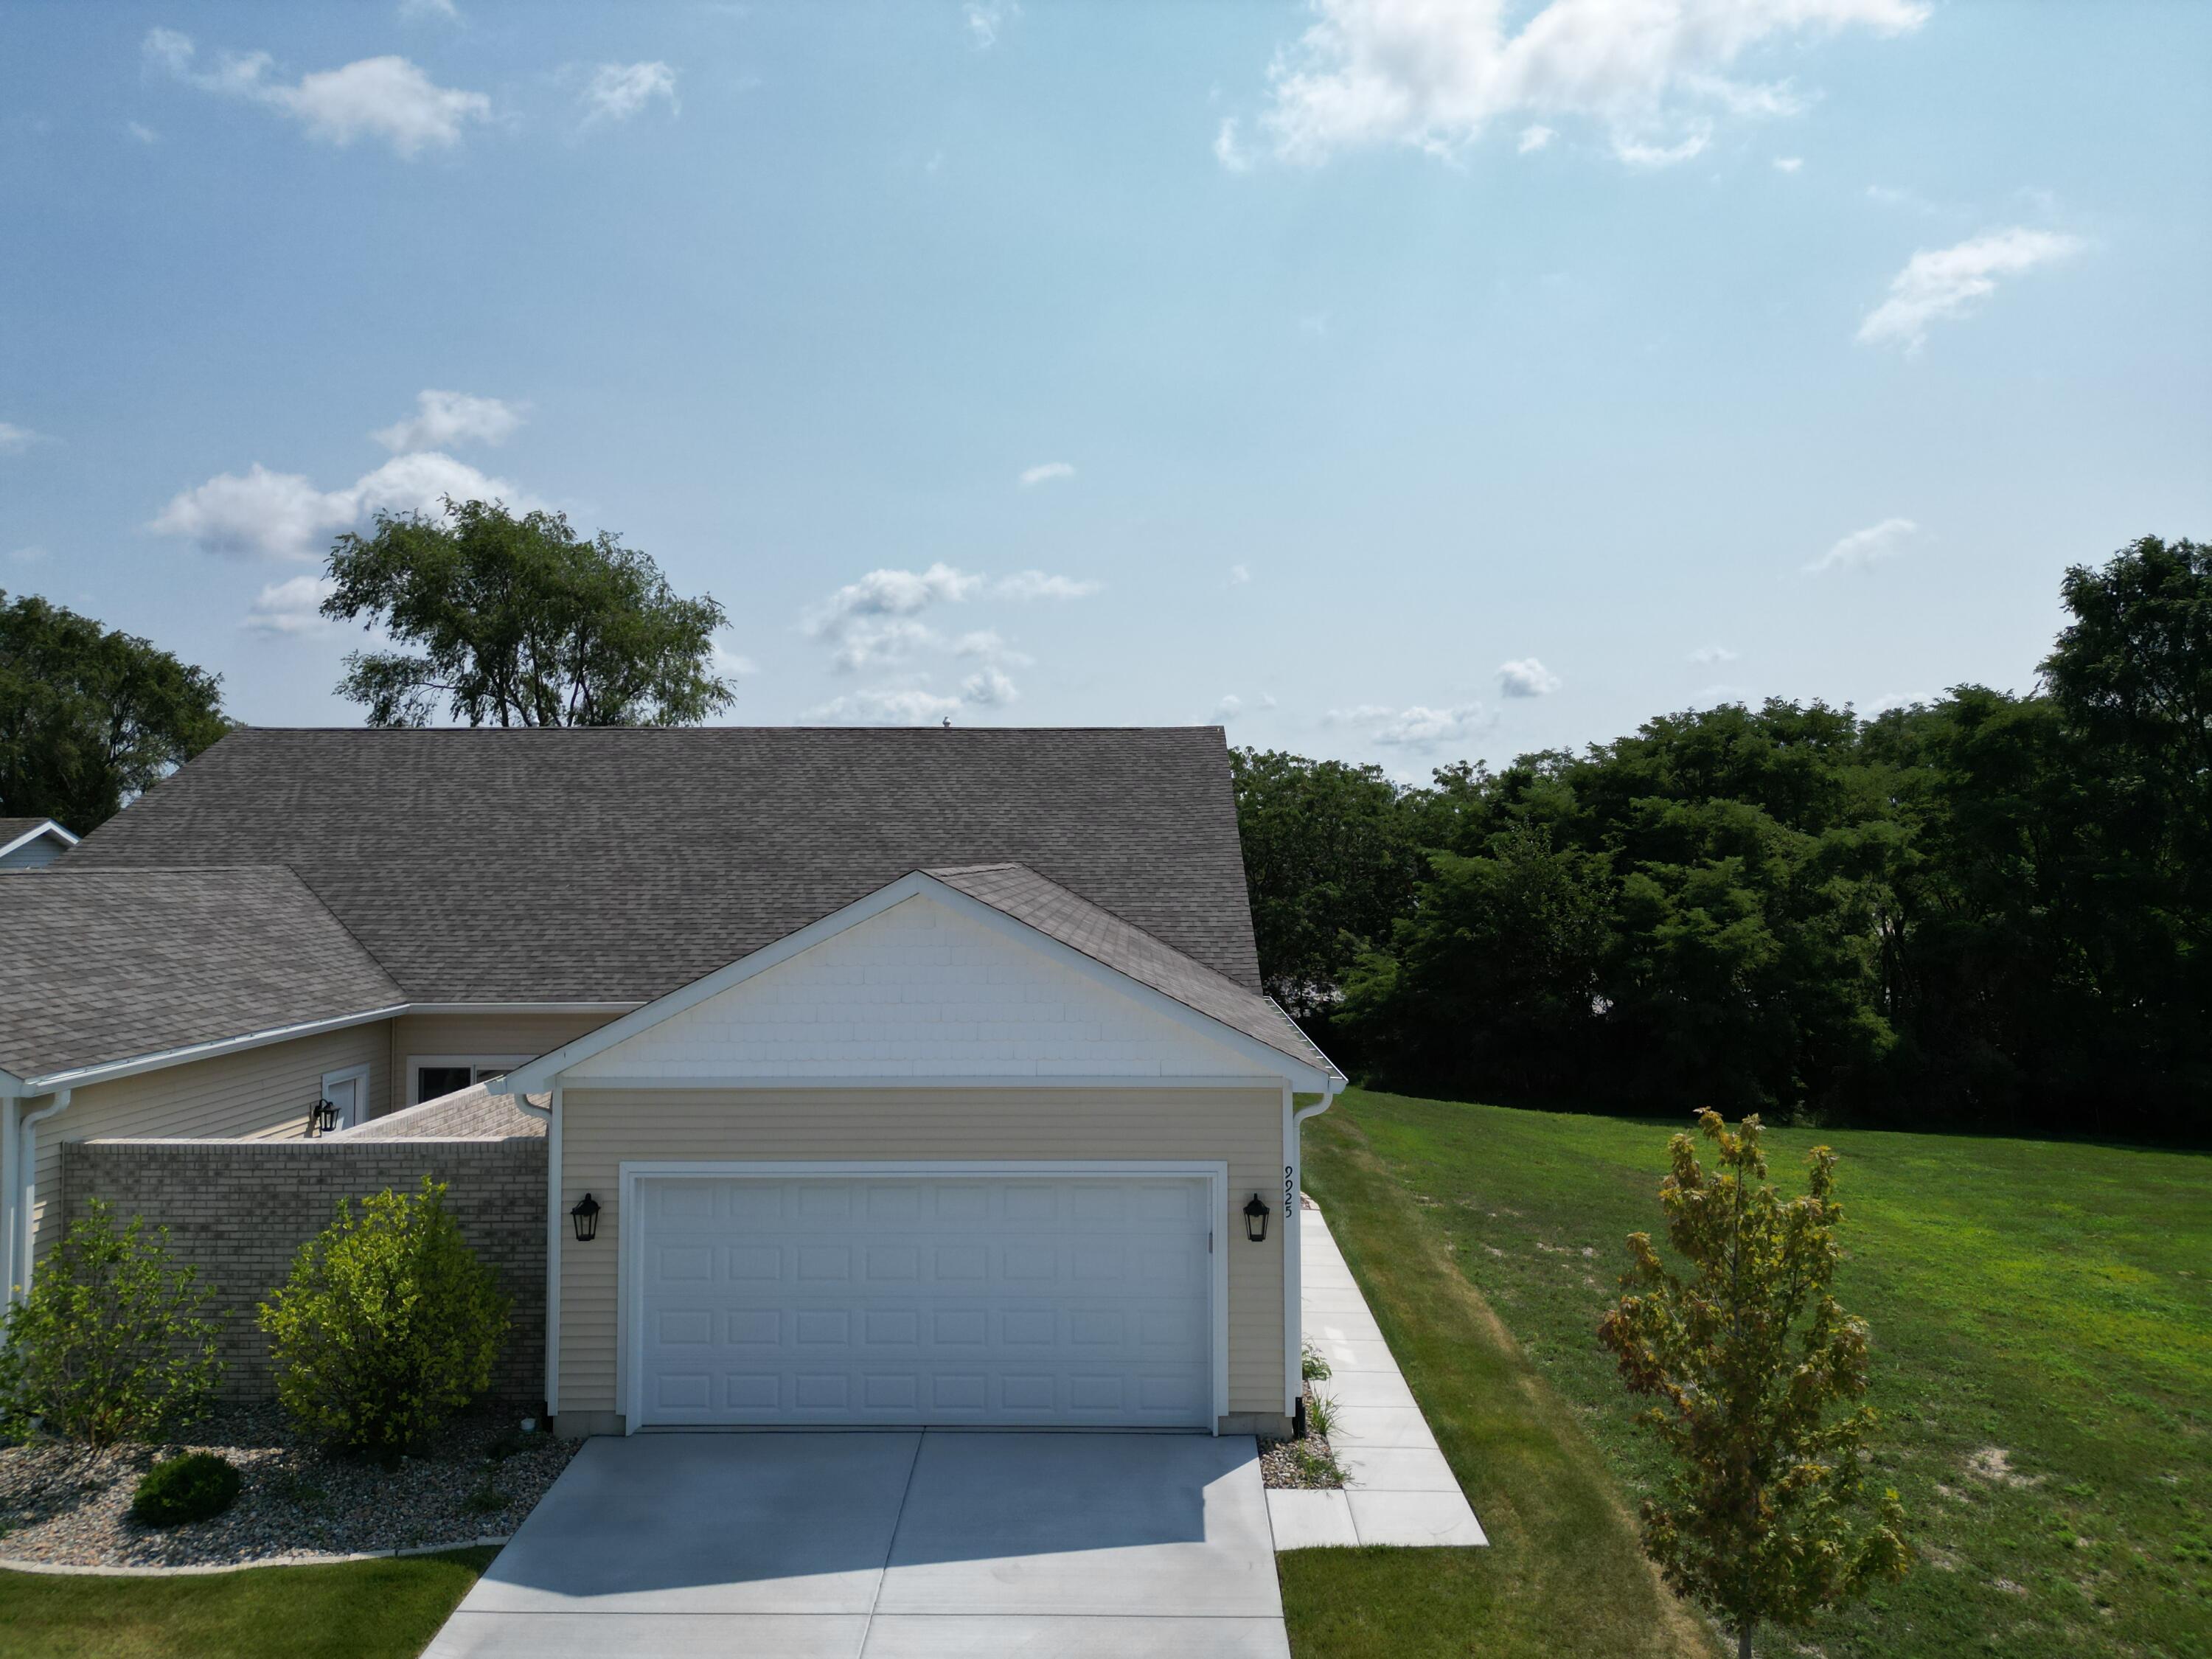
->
[17,1005,413,1096]
[1282,1075,1343,1419]
[543,1082,563,1421]
[10,1088,72,1305]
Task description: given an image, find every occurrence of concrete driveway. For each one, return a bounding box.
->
[424,1430,1289,1658]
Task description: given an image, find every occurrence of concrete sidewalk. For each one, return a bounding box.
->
[1266,1198,1489,1550]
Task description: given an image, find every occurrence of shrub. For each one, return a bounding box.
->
[258,1178,509,1467]
[0,1200,220,1447]
[130,1452,242,1526]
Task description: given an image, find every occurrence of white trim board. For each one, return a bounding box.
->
[0,820,77,862]
[319,1064,371,1132]
[613,1158,1232,1437]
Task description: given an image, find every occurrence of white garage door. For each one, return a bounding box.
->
[631,1170,1216,1429]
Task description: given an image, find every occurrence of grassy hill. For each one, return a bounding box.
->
[1291,1089,2211,1659]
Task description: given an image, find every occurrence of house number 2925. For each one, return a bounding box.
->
[1284,1165,1295,1218]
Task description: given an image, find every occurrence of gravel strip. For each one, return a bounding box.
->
[1259,1385,1346,1489]
[0,1404,575,1570]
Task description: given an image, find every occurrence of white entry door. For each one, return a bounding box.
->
[630,1169,1217,1429]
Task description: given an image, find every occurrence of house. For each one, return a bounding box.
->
[0,817,77,872]
[1,726,1340,1439]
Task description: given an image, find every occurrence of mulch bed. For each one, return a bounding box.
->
[1259,1385,1346,1489]
[0,1403,576,1570]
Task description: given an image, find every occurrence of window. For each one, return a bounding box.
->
[408,1054,535,1105]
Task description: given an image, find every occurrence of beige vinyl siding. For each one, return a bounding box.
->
[390,1011,621,1111]
[557,1086,1285,1419]
[31,1020,394,1260]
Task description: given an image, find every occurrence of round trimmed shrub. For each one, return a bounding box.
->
[131,1452,242,1527]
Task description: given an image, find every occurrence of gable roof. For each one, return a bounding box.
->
[0,818,77,859]
[0,867,406,1086]
[69,726,1262,1006]
[504,865,1340,1093]
[927,863,1337,1077]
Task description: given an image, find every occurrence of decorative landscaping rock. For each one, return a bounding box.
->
[1259,1385,1346,1489]
[0,1404,575,1570]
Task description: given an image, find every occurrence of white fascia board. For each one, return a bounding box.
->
[0,1067,23,1102]
[563,1074,1295,1091]
[403,1002,646,1015]
[501,870,1335,1094]
[0,821,77,860]
[20,1004,411,1093]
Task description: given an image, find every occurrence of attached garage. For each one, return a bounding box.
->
[628,1165,1223,1429]
[504,865,1344,1440]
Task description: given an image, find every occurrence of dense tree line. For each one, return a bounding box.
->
[1237,538,2210,1142]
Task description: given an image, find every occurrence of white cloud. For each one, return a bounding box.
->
[10,546,49,563]
[582,62,679,125]
[1497,657,1562,698]
[1806,516,1918,574]
[830,618,939,673]
[1857,227,2082,353]
[808,563,982,637]
[1246,0,1924,168]
[995,570,1101,601]
[804,686,964,726]
[711,639,759,678]
[961,667,1019,706]
[372,389,524,452]
[1688,644,1739,665]
[398,0,461,21]
[1615,128,1709,168]
[953,630,1033,667]
[1214,117,1251,173]
[1865,691,1929,714]
[243,574,336,635]
[965,2,1018,49]
[1688,682,1753,708]
[1517,123,1554,153]
[1018,461,1074,487]
[126,121,161,144]
[145,28,490,159]
[1227,563,1252,585]
[1212,692,1277,723]
[151,451,529,560]
[1326,701,1494,751]
[150,464,358,559]
[0,422,43,453]
[1772,154,1802,172]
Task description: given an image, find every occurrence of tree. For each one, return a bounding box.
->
[321,499,735,728]
[1230,747,1425,1015]
[0,591,231,831]
[1598,1112,1907,1659]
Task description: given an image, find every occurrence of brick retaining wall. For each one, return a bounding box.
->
[60,1138,546,1405]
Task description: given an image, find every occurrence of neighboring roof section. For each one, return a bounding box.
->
[331,1081,546,1141]
[69,726,1262,1005]
[0,818,78,870]
[928,863,1342,1080]
[0,867,406,1085]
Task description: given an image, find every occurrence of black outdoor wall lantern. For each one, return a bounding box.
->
[310,1096,339,1135]
[569,1193,602,1242]
[1243,1192,1270,1243]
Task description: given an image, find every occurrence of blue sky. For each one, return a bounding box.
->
[3,1,2208,773]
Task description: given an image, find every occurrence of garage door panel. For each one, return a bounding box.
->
[636,1173,1212,1427]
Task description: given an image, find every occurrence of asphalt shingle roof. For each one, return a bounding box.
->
[928,863,1340,1077]
[69,726,1265,1006]
[0,867,406,1082]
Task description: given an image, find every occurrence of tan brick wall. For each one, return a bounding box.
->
[60,1138,546,1405]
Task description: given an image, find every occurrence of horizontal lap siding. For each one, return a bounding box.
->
[557,1087,1284,1418]
[31,1023,394,1261]
[390,1012,622,1110]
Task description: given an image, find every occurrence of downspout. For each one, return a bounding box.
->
[1,1093,18,1304]
[14,1089,72,1304]
[1283,1077,1342,1422]
[543,1082,563,1426]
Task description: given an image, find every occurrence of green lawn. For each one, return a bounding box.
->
[1279,1102,1717,1659]
[0,1547,495,1659]
[1297,1088,2212,1659]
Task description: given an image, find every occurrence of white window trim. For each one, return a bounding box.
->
[407,1054,535,1106]
[613,1159,1231,1438]
[319,1064,371,1133]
